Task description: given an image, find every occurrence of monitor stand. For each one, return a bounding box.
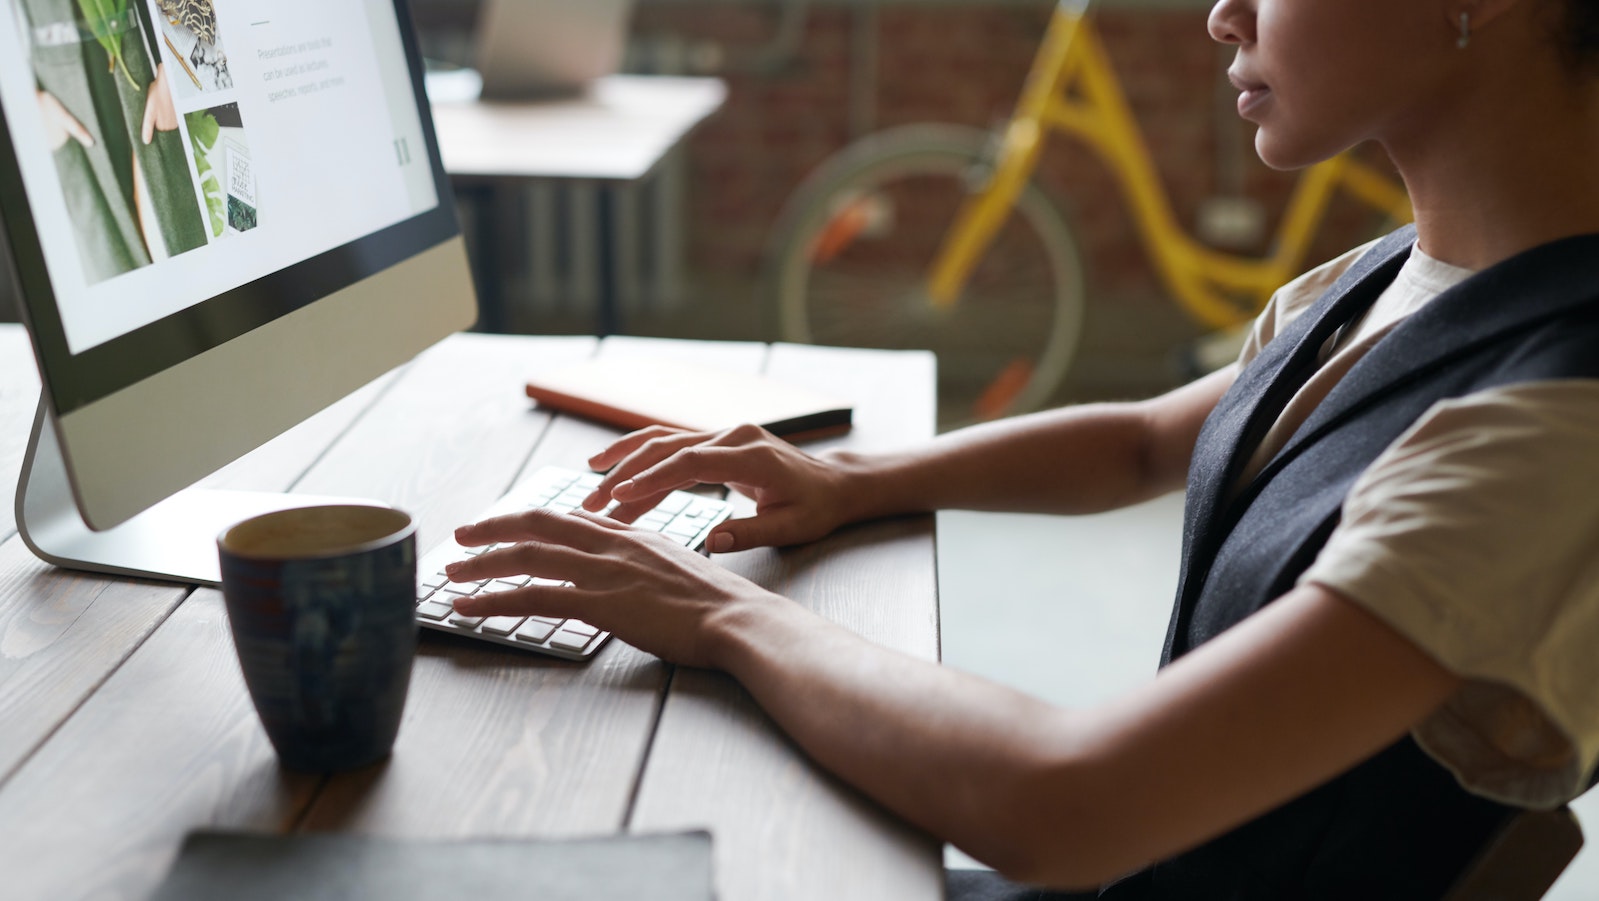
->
[14,399,369,586]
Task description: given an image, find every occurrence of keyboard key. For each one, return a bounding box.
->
[548,629,595,651]
[481,616,525,636]
[514,620,558,643]
[561,619,598,637]
[421,573,448,590]
[634,512,672,531]
[438,580,486,596]
[448,613,486,629]
[527,615,564,626]
[653,493,690,515]
[665,519,705,538]
[490,578,530,591]
[685,499,723,518]
[417,601,454,621]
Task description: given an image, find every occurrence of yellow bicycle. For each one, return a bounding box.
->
[764,0,1412,429]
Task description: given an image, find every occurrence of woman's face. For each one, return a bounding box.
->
[1208,0,1457,169]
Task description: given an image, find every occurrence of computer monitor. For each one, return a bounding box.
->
[0,0,477,583]
[475,0,634,99]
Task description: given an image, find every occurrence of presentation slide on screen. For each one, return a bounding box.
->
[0,0,438,353]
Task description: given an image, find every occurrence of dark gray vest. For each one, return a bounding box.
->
[1113,227,1599,900]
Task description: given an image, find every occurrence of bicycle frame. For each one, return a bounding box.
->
[927,0,1413,330]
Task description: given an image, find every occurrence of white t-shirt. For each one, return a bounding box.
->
[1238,241,1599,808]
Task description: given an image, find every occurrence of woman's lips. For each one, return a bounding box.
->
[1236,86,1272,117]
[1229,72,1271,118]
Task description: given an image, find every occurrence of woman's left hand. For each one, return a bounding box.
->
[141,65,177,144]
[445,508,780,668]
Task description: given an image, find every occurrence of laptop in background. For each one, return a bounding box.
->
[475,0,636,99]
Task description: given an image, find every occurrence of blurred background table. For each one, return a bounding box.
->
[427,71,727,335]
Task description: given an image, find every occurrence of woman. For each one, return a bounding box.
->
[447,0,1599,896]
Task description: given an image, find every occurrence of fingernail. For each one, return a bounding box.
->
[613,479,635,497]
[709,531,733,553]
[444,561,461,575]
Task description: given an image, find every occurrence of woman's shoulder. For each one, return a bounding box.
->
[1238,238,1386,368]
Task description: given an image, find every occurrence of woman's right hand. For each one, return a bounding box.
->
[581,423,862,552]
[37,91,93,151]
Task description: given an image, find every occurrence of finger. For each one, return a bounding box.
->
[451,581,590,620]
[604,498,669,524]
[583,433,708,511]
[454,507,617,554]
[141,93,156,144]
[586,425,692,472]
[64,109,94,147]
[569,508,632,531]
[613,445,757,503]
[706,508,802,553]
[596,477,700,518]
[445,538,596,585]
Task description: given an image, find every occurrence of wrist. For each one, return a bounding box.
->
[701,591,776,674]
[820,449,920,523]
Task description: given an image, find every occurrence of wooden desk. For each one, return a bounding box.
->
[428,73,728,335]
[0,327,940,901]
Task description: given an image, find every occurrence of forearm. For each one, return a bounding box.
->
[830,402,1167,519]
[706,597,1099,883]
[701,582,1462,890]
[829,367,1234,520]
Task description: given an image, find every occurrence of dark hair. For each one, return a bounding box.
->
[1559,0,1599,72]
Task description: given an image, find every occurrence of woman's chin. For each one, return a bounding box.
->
[1253,130,1347,173]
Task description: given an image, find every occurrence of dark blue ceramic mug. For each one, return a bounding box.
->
[218,505,417,773]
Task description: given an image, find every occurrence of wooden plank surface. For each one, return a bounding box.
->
[0,589,319,901]
[0,540,187,787]
[629,343,944,901]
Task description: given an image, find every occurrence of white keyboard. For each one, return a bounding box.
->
[415,465,734,660]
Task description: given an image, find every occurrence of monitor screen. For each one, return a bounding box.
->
[1,0,477,575]
[0,0,458,414]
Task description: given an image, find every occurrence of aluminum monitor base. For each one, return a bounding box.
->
[15,399,371,587]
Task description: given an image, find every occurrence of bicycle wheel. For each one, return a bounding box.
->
[765,124,1087,430]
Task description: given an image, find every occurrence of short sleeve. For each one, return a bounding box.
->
[1301,381,1599,807]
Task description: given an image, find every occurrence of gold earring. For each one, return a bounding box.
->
[1457,11,1470,49]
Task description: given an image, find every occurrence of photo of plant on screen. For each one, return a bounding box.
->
[184,102,257,239]
[152,0,229,97]
[13,0,208,284]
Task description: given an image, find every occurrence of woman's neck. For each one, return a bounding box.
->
[1388,50,1599,271]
